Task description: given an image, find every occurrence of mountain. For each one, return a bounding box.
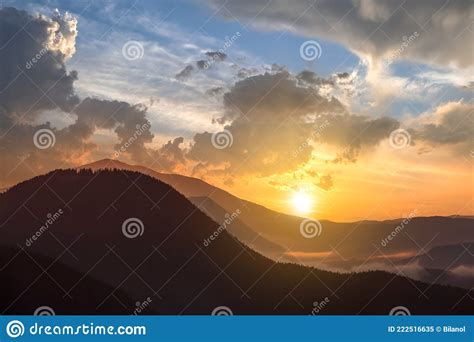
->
[0,169,472,314]
[189,196,287,260]
[395,243,474,289]
[79,159,474,288]
[0,246,137,315]
[79,159,291,261]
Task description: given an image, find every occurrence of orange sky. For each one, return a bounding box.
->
[205,142,473,222]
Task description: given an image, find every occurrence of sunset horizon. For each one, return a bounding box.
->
[0,1,472,340]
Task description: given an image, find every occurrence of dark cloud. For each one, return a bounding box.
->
[205,51,227,61]
[187,70,406,174]
[0,7,82,186]
[296,70,333,86]
[72,98,153,160]
[196,51,228,70]
[0,8,183,188]
[204,0,474,68]
[175,65,194,80]
[187,71,347,175]
[336,72,350,79]
[133,137,187,172]
[322,114,399,162]
[0,7,79,119]
[196,60,207,69]
[220,71,344,123]
[415,101,473,155]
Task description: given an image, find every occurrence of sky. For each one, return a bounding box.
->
[0,0,472,221]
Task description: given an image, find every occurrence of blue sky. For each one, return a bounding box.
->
[8,0,472,138]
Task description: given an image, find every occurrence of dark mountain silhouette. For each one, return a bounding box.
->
[0,169,472,315]
[80,159,293,263]
[189,196,287,260]
[0,246,138,315]
[79,159,474,288]
[395,243,474,289]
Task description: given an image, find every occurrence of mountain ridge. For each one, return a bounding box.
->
[0,168,471,314]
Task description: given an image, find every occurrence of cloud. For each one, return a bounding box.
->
[316,174,333,191]
[187,70,401,174]
[71,98,154,159]
[321,114,400,163]
[187,71,344,175]
[175,65,195,80]
[0,7,185,187]
[177,50,230,79]
[0,7,79,119]
[204,51,227,61]
[413,101,473,155]
[204,0,474,68]
[145,137,187,171]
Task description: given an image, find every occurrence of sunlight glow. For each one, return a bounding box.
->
[291,190,314,214]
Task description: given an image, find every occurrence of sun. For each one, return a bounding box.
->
[290,190,314,214]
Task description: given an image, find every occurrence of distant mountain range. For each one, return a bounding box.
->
[79,159,474,289]
[0,167,472,314]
